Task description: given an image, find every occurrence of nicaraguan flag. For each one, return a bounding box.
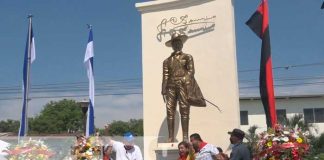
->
[18,23,36,137]
[84,28,95,137]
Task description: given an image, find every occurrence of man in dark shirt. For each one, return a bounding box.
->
[228,129,251,160]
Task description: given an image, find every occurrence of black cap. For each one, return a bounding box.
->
[228,128,245,140]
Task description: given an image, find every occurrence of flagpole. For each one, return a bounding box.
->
[24,14,33,135]
[87,24,92,30]
[84,24,95,137]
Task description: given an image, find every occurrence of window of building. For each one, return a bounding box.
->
[276,109,287,125]
[240,111,248,125]
[315,108,324,123]
[303,108,324,123]
[304,108,315,123]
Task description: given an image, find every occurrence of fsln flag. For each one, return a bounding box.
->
[246,0,277,128]
[84,27,95,137]
[18,20,36,137]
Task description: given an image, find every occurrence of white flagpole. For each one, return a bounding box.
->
[24,14,33,135]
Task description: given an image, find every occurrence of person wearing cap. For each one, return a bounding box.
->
[162,33,206,142]
[105,132,143,160]
[228,129,251,160]
[189,133,225,160]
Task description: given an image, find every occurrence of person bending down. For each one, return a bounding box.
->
[104,132,143,160]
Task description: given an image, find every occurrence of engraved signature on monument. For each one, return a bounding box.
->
[157,15,216,41]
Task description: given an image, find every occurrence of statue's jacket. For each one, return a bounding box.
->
[162,52,206,107]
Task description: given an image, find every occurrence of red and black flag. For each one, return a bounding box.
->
[246,0,277,128]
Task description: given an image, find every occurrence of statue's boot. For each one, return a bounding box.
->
[181,117,189,142]
[167,118,175,142]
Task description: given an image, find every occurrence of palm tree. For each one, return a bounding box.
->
[244,125,259,157]
[283,114,317,133]
[304,133,324,159]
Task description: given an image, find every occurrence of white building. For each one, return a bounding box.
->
[239,94,324,135]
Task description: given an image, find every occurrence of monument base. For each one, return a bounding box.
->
[155,143,179,160]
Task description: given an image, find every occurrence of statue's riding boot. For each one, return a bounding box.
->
[167,118,175,142]
[181,117,189,142]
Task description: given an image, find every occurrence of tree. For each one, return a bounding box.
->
[0,119,20,133]
[283,114,317,133]
[30,99,83,134]
[128,119,143,136]
[105,119,143,136]
[313,133,324,153]
[244,125,258,158]
[1,99,143,136]
[305,133,324,159]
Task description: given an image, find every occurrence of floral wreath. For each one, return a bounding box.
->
[72,135,102,160]
[4,138,55,160]
[253,124,310,160]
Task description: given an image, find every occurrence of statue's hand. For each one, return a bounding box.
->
[161,87,167,102]
[161,89,166,95]
[162,82,167,95]
[161,85,167,95]
[162,95,166,103]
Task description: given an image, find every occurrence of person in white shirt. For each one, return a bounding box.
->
[105,132,143,160]
[190,133,225,160]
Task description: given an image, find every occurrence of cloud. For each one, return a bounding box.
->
[0,92,77,121]
[0,100,22,120]
[94,94,143,127]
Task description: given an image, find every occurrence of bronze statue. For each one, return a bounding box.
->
[162,33,206,142]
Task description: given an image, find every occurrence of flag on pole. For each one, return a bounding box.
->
[246,0,277,128]
[84,27,95,137]
[18,18,36,137]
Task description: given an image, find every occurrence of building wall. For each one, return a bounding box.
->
[240,97,324,135]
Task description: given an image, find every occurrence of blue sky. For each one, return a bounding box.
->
[0,0,323,127]
[236,0,324,96]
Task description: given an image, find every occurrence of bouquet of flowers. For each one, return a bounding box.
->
[72,135,102,160]
[4,138,55,160]
[254,124,310,160]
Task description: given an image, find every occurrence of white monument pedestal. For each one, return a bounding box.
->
[136,0,239,159]
[155,143,179,160]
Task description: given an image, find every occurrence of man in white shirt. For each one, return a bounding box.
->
[105,132,143,160]
[190,133,224,160]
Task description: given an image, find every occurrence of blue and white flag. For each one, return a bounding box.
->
[84,28,95,137]
[18,22,36,137]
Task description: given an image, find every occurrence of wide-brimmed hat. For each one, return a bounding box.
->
[165,33,188,47]
[228,128,245,140]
